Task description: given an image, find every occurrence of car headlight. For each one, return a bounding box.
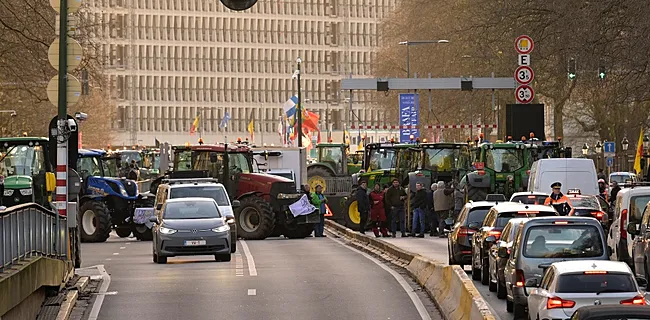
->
[3,189,13,196]
[212,225,230,233]
[20,188,32,196]
[159,226,177,235]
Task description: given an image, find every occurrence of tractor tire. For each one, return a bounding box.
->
[343,196,361,230]
[133,224,153,241]
[73,229,82,268]
[283,223,315,239]
[116,228,132,238]
[235,196,276,240]
[467,185,488,202]
[80,201,111,243]
[307,166,333,191]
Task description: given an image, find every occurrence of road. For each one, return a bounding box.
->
[78,232,441,320]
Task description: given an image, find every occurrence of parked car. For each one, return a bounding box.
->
[471,202,558,285]
[502,216,610,319]
[448,201,496,268]
[527,260,647,320]
[488,217,531,299]
[570,305,650,320]
[510,191,549,205]
[151,198,232,264]
[607,185,650,268]
[628,201,650,281]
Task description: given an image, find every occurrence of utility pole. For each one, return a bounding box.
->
[296,57,303,147]
[55,0,69,245]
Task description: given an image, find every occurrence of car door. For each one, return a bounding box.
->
[505,226,524,297]
[490,222,511,279]
[474,209,496,268]
[528,267,554,316]
[634,206,650,276]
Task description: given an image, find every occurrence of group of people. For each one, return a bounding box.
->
[354,178,465,238]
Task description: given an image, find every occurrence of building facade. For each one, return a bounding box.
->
[84,0,398,146]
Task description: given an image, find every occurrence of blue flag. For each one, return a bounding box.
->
[219,112,231,129]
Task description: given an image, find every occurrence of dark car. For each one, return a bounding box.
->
[487,217,530,299]
[629,201,650,281]
[570,305,650,320]
[151,198,232,264]
[568,194,610,231]
[471,202,558,285]
[448,201,495,268]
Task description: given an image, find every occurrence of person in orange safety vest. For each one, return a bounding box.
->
[544,182,572,215]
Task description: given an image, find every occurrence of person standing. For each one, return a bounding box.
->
[356,180,370,234]
[428,183,438,236]
[411,182,428,238]
[544,182,571,215]
[311,185,327,237]
[434,181,454,238]
[382,184,392,232]
[385,178,408,237]
[453,179,465,218]
[369,183,389,237]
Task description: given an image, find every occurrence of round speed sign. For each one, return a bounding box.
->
[514,66,534,85]
[515,85,534,104]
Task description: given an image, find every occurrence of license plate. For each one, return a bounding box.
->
[184,240,206,246]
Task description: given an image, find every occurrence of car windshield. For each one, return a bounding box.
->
[630,195,650,222]
[423,148,460,171]
[466,208,491,226]
[163,201,221,219]
[173,150,192,171]
[170,186,230,206]
[78,156,103,178]
[367,148,396,171]
[484,148,524,173]
[610,174,633,184]
[523,225,603,258]
[319,146,343,163]
[118,151,142,167]
[570,196,601,209]
[556,272,636,293]
[102,157,119,177]
[0,144,46,177]
[511,195,548,205]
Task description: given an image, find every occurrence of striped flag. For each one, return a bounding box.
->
[189,114,200,135]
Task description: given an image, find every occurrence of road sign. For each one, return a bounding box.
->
[515,66,534,85]
[604,141,616,157]
[515,35,534,54]
[515,85,535,104]
[518,54,530,66]
[398,93,420,143]
[606,157,614,168]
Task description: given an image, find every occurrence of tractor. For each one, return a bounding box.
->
[77,149,154,242]
[154,143,318,240]
[307,143,362,187]
[139,148,163,180]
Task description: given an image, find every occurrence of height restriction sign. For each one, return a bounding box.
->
[515,85,535,104]
[515,35,534,54]
[514,66,534,85]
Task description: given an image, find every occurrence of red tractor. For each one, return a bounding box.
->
[157,142,317,240]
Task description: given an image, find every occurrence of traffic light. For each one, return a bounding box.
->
[598,65,606,80]
[220,0,258,10]
[567,58,577,80]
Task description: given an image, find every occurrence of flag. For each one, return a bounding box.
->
[219,112,231,129]
[301,109,320,132]
[247,111,255,141]
[282,95,299,126]
[343,129,350,145]
[634,129,644,174]
[317,130,321,144]
[190,114,200,135]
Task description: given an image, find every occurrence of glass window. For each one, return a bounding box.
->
[556,272,636,293]
[501,223,513,242]
[173,150,193,171]
[78,157,103,178]
[466,208,491,226]
[484,148,524,173]
[630,195,650,222]
[0,144,46,177]
[367,148,396,171]
[423,148,462,171]
[523,225,603,258]
[569,196,601,209]
[511,194,547,205]
[163,201,221,219]
[170,186,230,206]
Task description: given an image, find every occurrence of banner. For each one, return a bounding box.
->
[399,93,420,142]
[288,194,317,217]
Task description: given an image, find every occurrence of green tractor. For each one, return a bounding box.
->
[307,143,362,189]
[406,142,472,190]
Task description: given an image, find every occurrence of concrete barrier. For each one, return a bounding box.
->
[325,220,494,320]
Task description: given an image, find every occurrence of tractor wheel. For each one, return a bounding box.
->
[467,184,488,202]
[307,166,332,191]
[133,224,153,241]
[73,228,82,268]
[344,197,361,230]
[80,201,111,243]
[116,228,132,238]
[235,196,276,240]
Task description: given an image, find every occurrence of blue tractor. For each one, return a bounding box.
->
[77,149,154,242]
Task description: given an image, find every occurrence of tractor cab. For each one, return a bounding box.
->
[352,142,414,189]
[314,143,349,176]
[407,143,471,191]
[0,137,55,208]
[506,133,572,163]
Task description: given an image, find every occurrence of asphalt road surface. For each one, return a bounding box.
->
[79,232,441,320]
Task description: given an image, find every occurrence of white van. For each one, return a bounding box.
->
[528,158,598,195]
[607,185,650,266]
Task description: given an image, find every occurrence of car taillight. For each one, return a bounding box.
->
[458,227,473,236]
[488,230,501,239]
[515,269,525,287]
[591,211,604,219]
[547,296,576,309]
[620,295,646,305]
[621,209,628,239]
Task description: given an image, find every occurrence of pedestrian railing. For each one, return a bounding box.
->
[0,203,69,273]
[322,176,354,195]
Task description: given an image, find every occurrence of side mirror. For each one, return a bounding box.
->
[627,223,640,236]
[636,277,648,289]
[148,216,158,223]
[485,236,497,243]
[525,278,540,288]
[497,247,509,258]
[231,200,241,208]
[468,222,481,230]
[156,203,163,210]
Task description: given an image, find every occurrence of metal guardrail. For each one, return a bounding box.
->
[0,203,69,273]
[321,177,354,195]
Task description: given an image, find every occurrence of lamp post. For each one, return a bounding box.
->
[582,143,589,157]
[595,141,603,171]
[398,40,449,78]
[643,135,649,150]
[622,137,629,172]
[296,57,303,147]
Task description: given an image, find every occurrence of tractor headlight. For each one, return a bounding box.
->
[212,225,230,233]
[20,188,32,196]
[3,189,14,196]
[159,226,177,235]
[119,186,128,197]
[277,193,301,199]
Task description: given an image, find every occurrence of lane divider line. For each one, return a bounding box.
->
[88,265,111,320]
[235,252,244,277]
[120,247,126,249]
[112,253,119,255]
[240,240,258,277]
[248,289,257,296]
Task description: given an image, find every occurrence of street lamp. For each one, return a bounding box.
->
[295,57,303,147]
[643,135,650,150]
[595,141,603,153]
[622,137,629,151]
[582,143,589,156]
[398,40,449,78]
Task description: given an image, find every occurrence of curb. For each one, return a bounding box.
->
[325,220,495,320]
[55,276,89,320]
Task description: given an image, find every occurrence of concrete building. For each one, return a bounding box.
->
[85,0,398,146]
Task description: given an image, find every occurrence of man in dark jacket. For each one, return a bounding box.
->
[411,182,428,238]
[385,178,407,237]
[356,180,370,234]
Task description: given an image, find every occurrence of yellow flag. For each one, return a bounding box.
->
[247,119,255,141]
[634,129,644,174]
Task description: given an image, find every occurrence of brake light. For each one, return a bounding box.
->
[519,211,539,214]
[527,195,536,199]
[620,295,646,305]
[554,221,569,225]
[621,209,628,240]
[488,230,501,239]
[547,296,576,309]
[584,271,607,274]
[416,173,424,177]
[515,269,525,287]
[526,170,531,175]
[458,227,473,236]
[591,211,604,219]
[478,170,486,176]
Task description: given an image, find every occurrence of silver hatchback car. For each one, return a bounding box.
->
[150,198,232,264]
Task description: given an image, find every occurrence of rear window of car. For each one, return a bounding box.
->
[170,186,230,206]
[511,195,547,205]
[466,208,491,226]
[163,201,221,219]
[496,211,557,228]
[556,272,636,293]
[569,196,601,209]
[523,225,603,258]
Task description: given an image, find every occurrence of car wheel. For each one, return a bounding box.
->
[481,255,490,285]
[215,254,232,262]
[157,255,167,264]
[488,277,497,292]
[497,280,506,299]
[513,303,526,319]
[506,299,513,313]
[153,253,158,263]
[471,248,481,281]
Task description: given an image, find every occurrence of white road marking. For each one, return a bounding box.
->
[120,247,126,249]
[88,265,111,320]
[327,232,432,320]
[235,252,244,277]
[239,240,257,276]
[126,242,131,245]
[105,258,112,261]
[248,289,257,296]
[112,252,119,255]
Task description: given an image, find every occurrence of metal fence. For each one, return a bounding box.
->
[0,203,69,273]
[321,177,354,195]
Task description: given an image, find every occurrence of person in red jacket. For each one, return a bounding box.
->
[369,183,389,237]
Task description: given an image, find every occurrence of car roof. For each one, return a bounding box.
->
[551,260,632,274]
[506,217,532,226]
[491,202,556,213]
[166,183,226,189]
[466,201,499,208]
[522,216,601,225]
[165,197,216,203]
[510,191,548,199]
